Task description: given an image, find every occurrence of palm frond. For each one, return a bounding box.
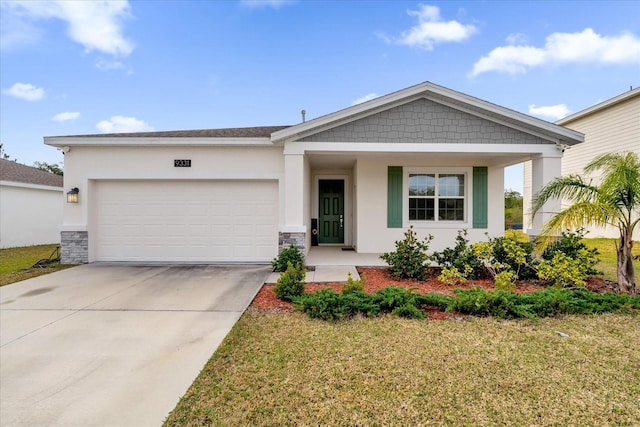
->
[531,175,598,218]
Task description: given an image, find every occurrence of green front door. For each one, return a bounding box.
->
[319,179,344,244]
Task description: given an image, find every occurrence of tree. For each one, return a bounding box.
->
[33,161,63,176]
[531,152,640,294]
[0,143,11,159]
[504,189,523,229]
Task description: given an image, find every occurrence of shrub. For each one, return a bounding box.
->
[437,266,470,286]
[494,270,517,291]
[492,237,537,280]
[431,229,484,279]
[274,261,305,301]
[295,289,379,321]
[341,271,366,294]
[541,229,600,276]
[449,287,640,319]
[271,244,305,272]
[415,292,455,310]
[537,250,596,288]
[380,226,433,280]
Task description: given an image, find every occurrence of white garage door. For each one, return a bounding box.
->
[95,180,278,262]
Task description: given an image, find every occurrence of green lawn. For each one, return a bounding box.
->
[0,244,72,287]
[165,312,640,426]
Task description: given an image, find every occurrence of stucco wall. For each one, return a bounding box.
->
[354,156,504,254]
[0,182,63,248]
[301,98,549,145]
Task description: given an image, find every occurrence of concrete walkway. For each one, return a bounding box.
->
[265,265,359,284]
[0,264,269,427]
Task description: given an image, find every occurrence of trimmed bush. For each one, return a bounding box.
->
[342,271,366,294]
[274,261,305,301]
[431,229,483,279]
[271,244,304,272]
[380,226,433,280]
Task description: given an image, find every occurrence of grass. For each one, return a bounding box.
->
[165,311,640,426]
[0,244,72,287]
[583,238,640,282]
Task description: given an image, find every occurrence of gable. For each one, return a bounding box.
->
[299,98,550,145]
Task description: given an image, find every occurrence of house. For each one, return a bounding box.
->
[523,87,640,239]
[0,158,64,248]
[44,82,583,265]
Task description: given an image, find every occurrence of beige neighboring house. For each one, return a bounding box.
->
[44,82,583,264]
[0,158,64,248]
[523,87,640,239]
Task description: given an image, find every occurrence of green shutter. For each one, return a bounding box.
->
[387,166,403,228]
[473,167,488,228]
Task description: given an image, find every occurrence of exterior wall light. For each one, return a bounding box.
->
[66,187,79,203]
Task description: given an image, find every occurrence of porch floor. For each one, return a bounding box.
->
[264,247,386,284]
[305,246,386,267]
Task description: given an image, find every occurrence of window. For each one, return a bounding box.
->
[408,173,465,221]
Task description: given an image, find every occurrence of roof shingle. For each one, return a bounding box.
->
[55,125,291,139]
[0,158,64,188]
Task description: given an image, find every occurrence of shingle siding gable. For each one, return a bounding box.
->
[300,98,549,144]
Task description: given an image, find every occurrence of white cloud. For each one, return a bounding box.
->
[4,83,45,101]
[528,104,572,120]
[97,116,154,133]
[351,93,380,106]
[94,57,132,73]
[239,0,295,9]
[52,111,80,122]
[472,28,640,76]
[2,1,134,56]
[388,4,477,50]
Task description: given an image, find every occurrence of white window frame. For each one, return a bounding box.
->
[404,167,472,229]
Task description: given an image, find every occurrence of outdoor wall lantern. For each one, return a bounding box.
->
[66,187,79,203]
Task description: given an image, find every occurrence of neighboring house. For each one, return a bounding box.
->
[523,87,640,239]
[44,82,583,264]
[0,158,64,249]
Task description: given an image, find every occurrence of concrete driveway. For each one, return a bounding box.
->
[0,264,269,427]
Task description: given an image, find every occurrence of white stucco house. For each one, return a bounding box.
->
[0,158,64,249]
[44,82,583,264]
[523,87,640,238]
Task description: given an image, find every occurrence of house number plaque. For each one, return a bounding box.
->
[174,159,191,167]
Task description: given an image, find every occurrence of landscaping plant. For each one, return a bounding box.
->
[271,244,304,272]
[380,226,433,280]
[431,229,483,278]
[274,261,306,301]
[341,271,366,294]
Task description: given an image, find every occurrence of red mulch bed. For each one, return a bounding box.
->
[249,267,615,320]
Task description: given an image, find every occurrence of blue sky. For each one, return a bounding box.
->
[2,0,639,193]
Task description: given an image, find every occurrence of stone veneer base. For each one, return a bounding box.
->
[61,231,89,264]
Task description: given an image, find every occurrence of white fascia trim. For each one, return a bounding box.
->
[556,87,640,126]
[44,137,273,147]
[271,81,584,144]
[0,181,63,192]
[285,142,564,157]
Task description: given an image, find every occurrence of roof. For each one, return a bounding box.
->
[271,81,584,145]
[0,158,64,188]
[52,126,291,139]
[556,87,640,126]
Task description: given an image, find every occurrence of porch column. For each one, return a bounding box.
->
[280,153,306,252]
[527,155,562,237]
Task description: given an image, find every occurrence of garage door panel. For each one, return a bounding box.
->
[95,180,278,262]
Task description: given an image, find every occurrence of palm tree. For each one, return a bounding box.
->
[531,152,640,294]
